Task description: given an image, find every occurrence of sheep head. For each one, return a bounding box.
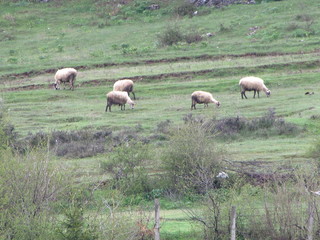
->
[266,90,271,97]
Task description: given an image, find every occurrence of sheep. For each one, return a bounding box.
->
[105,91,135,112]
[239,76,271,99]
[54,68,77,90]
[113,79,136,100]
[191,91,220,110]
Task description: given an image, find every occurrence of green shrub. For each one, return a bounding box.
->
[57,201,98,240]
[256,0,283,3]
[0,148,67,239]
[18,129,112,158]
[161,122,224,195]
[157,25,184,46]
[157,25,205,47]
[173,2,196,17]
[210,109,301,139]
[101,140,152,196]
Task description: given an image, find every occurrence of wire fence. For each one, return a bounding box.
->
[150,198,320,240]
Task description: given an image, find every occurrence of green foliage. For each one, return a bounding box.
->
[0,148,67,239]
[19,129,112,158]
[256,0,283,2]
[209,109,301,139]
[161,122,224,195]
[101,141,152,195]
[57,202,98,240]
[157,25,184,47]
[157,25,204,47]
[173,1,197,18]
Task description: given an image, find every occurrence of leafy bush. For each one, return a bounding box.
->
[208,109,300,139]
[184,32,203,44]
[0,148,67,239]
[173,2,197,17]
[101,141,152,196]
[157,25,184,46]
[157,25,204,47]
[20,129,111,158]
[256,0,283,2]
[161,122,224,195]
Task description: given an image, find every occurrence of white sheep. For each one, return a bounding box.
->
[54,68,77,90]
[113,79,136,100]
[191,91,220,110]
[239,76,271,99]
[106,91,135,112]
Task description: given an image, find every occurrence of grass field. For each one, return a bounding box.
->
[1,0,320,238]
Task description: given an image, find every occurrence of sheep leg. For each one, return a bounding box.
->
[257,91,260,98]
[131,92,136,100]
[241,91,247,99]
[253,90,256,98]
[106,104,111,112]
[191,100,196,110]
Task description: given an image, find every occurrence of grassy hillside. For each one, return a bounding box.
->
[1,0,319,187]
[1,0,320,75]
[1,0,320,239]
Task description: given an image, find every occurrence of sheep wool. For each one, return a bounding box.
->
[106,91,135,112]
[113,79,136,100]
[239,76,271,99]
[191,91,220,110]
[54,68,77,90]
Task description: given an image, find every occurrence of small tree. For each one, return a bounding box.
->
[57,199,98,240]
[0,147,67,239]
[101,141,151,195]
[162,122,225,195]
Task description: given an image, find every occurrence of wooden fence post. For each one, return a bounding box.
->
[308,202,314,240]
[230,206,236,240]
[154,198,160,240]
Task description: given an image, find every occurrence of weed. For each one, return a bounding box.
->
[57,45,64,52]
[173,2,197,18]
[157,25,184,47]
[184,32,203,44]
[0,31,15,41]
[295,14,313,22]
[215,109,300,138]
[18,129,112,158]
[7,57,18,64]
[286,22,299,31]
[219,23,232,33]
[3,13,16,24]
[9,49,16,56]
[90,50,104,58]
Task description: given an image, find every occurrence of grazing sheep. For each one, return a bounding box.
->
[106,91,135,112]
[113,79,136,100]
[191,91,220,110]
[54,68,77,90]
[239,76,271,99]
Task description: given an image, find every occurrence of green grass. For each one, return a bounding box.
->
[1,0,320,238]
[1,0,320,76]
